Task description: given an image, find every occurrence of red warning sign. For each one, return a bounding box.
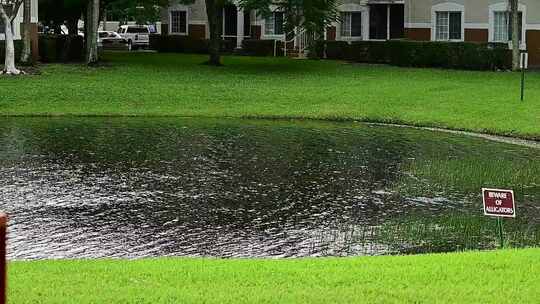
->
[482,188,516,218]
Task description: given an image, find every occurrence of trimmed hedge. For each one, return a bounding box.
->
[317,40,511,70]
[0,40,23,62]
[387,40,510,70]
[38,35,84,62]
[242,39,284,56]
[150,35,236,54]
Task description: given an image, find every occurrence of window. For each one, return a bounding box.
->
[265,12,284,35]
[340,12,362,38]
[127,26,150,34]
[435,11,461,40]
[494,11,522,42]
[171,11,188,34]
[0,19,5,34]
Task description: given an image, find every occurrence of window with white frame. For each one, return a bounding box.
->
[170,10,187,34]
[493,11,522,42]
[340,12,362,38]
[435,11,461,40]
[0,19,5,34]
[265,12,284,35]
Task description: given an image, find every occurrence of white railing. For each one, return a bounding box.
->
[284,28,308,58]
[273,27,318,58]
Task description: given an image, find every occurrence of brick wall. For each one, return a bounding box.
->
[326,26,336,41]
[404,28,430,41]
[189,24,206,39]
[526,30,540,67]
[465,29,488,43]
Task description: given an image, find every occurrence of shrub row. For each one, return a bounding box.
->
[150,35,236,54]
[321,40,390,63]
[38,35,84,62]
[317,40,511,70]
[242,39,285,57]
[387,40,511,70]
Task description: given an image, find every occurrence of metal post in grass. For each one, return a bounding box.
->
[497,217,504,249]
[520,52,528,101]
[0,213,6,304]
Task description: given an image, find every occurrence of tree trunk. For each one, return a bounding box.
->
[510,0,520,71]
[20,0,32,64]
[0,6,20,75]
[205,0,223,66]
[85,0,99,65]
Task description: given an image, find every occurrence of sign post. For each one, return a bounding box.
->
[482,188,516,248]
[0,213,6,304]
[520,52,528,101]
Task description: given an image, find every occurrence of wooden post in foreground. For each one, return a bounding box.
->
[0,213,6,304]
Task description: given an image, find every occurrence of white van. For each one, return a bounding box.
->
[117,25,150,50]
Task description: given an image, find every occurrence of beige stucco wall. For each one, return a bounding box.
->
[405,0,540,25]
[161,0,540,27]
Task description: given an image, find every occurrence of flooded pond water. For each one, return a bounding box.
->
[0,118,538,260]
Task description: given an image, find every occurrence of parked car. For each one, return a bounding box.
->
[117,25,150,50]
[98,31,129,50]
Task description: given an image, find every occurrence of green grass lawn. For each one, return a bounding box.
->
[1,52,539,140]
[9,249,540,303]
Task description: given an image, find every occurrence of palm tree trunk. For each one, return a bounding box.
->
[85,0,99,65]
[510,0,520,71]
[205,0,223,66]
[20,0,32,64]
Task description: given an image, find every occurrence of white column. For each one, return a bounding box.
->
[237,8,244,49]
[386,4,391,40]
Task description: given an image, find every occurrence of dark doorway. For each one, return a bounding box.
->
[369,4,387,40]
[390,4,404,39]
[244,11,251,37]
[369,4,404,40]
[223,4,237,37]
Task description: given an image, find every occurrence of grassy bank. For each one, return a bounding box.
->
[9,248,540,303]
[1,52,539,140]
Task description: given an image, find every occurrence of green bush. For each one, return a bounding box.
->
[38,35,84,63]
[0,40,23,62]
[318,40,511,70]
[387,40,511,70]
[150,35,236,54]
[345,41,389,63]
[323,41,348,60]
[242,39,283,56]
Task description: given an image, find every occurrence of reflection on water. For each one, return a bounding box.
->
[0,118,538,260]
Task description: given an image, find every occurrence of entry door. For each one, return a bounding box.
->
[244,11,251,37]
[389,4,404,39]
[369,4,404,40]
[223,4,237,37]
[369,4,388,40]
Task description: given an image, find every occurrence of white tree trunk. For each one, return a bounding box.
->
[0,6,20,75]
